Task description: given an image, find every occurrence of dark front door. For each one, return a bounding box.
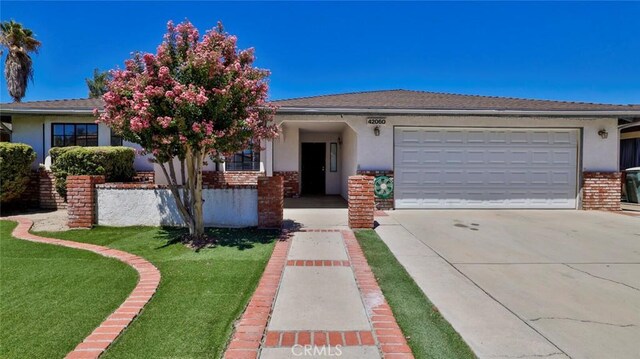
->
[301,143,326,195]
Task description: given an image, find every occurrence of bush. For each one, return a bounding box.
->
[0,143,36,203]
[50,146,135,198]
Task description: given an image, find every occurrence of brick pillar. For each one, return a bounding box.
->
[39,169,66,209]
[258,176,284,228]
[273,171,300,198]
[348,175,375,229]
[582,171,621,211]
[67,175,105,228]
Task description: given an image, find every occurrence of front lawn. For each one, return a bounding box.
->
[355,229,475,359]
[0,220,138,358]
[37,225,278,358]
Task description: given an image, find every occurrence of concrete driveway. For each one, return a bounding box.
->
[376,210,640,359]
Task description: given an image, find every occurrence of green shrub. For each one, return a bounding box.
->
[0,143,36,203]
[50,146,135,198]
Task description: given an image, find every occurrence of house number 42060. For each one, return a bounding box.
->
[367,118,386,125]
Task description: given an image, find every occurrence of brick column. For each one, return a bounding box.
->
[39,169,66,209]
[348,175,375,229]
[67,175,105,228]
[258,176,284,228]
[273,171,300,198]
[582,171,621,211]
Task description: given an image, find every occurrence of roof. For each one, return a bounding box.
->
[1,90,639,116]
[273,90,640,114]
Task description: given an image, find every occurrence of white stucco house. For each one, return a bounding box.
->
[2,89,639,210]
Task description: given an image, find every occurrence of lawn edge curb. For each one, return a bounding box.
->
[223,232,291,359]
[342,229,416,359]
[7,217,161,359]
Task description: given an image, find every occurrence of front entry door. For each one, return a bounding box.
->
[301,143,326,195]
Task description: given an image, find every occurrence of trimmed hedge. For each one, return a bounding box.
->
[50,146,135,198]
[0,143,36,203]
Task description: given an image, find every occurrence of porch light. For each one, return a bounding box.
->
[374,126,381,136]
[597,129,608,139]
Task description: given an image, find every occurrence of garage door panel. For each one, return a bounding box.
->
[394,127,579,209]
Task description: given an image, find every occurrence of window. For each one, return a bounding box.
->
[330,142,338,172]
[226,147,261,171]
[52,123,98,147]
[110,128,123,146]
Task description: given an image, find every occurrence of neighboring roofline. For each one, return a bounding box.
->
[3,106,640,117]
[276,106,640,117]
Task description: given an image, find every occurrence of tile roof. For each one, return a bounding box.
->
[273,89,640,112]
[1,90,639,114]
[0,98,102,112]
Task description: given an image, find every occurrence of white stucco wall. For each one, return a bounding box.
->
[10,114,154,170]
[273,123,299,172]
[340,125,358,199]
[10,115,45,169]
[97,187,258,227]
[275,114,620,173]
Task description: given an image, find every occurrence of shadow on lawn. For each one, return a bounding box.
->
[154,226,280,252]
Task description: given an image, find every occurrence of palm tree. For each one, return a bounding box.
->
[86,68,112,98]
[0,20,41,102]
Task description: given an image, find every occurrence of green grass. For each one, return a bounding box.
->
[355,229,475,359]
[36,225,278,359]
[0,220,138,359]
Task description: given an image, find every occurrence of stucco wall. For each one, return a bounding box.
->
[10,115,45,169]
[275,114,620,172]
[10,114,153,170]
[96,187,258,227]
[273,124,299,172]
[340,125,358,199]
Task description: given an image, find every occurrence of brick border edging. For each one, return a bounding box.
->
[342,229,415,358]
[264,330,376,347]
[7,217,161,359]
[223,235,291,359]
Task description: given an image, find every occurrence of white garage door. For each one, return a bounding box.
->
[394,127,579,209]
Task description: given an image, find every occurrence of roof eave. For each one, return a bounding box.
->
[0,108,98,115]
[276,106,640,117]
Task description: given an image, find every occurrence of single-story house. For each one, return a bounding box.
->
[2,89,639,210]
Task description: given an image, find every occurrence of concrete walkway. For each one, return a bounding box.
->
[224,229,413,359]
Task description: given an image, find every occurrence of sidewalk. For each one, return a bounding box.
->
[224,229,413,359]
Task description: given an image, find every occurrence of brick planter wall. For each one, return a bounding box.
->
[258,176,284,228]
[348,176,375,229]
[39,170,66,209]
[132,171,155,183]
[67,175,105,228]
[22,171,40,207]
[357,170,394,210]
[274,171,300,198]
[202,171,263,189]
[582,172,621,211]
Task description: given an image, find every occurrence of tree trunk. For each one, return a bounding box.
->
[160,146,206,238]
[193,150,205,236]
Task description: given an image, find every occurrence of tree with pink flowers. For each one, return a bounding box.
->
[97,20,278,238]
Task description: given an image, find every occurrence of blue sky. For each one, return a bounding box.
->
[1,1,639,104]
